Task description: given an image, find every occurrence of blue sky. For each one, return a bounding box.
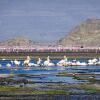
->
[0,0,100,42]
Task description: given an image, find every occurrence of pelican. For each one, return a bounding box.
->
[88,58,98,65]
[57,56,69,66]
[24,59,30,66]
[37,58,42,66]
[64,55,68,61]
[23,56,38,67]
[63,55,70,66]
[70,60,77,66]
[6,63,11,67]
[2,58,6,61]
[13,59,20,66]
[75,61,87,66]
[27,56,31,61]
[28,63,38,67]
[23,56,31,67]
[88,59,94,65]
[57,59,65,66]
[96,58,100,65]
[26,58,43,67]
[43,56,55,66]
[70,59,87,66]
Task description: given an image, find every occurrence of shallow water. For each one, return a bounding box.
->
[0,60,100,86]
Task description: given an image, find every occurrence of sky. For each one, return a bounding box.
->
[0,0,100,42]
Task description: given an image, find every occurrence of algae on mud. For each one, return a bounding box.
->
[0,83,100,94]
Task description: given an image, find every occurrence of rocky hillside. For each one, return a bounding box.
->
[59,19,100,47]
[0,37,36,46]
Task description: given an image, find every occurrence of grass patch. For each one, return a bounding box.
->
[73,76,81,80]
[0,86,33,93]
[0,86,68,94]
[80,84,100,93]
[0,84,100,94]
[32,90,68,94]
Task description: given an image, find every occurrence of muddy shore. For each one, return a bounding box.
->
[0,93,100,100]
[0,51,100,60]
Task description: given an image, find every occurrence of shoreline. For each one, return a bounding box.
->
[0,52,100,99]
[0,93,100,100]
[0,51,100,60]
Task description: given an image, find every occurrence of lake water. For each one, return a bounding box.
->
[0,60,100,86]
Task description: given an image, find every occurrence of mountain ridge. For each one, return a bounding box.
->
[59,18,100,47]
[0,37,36,46]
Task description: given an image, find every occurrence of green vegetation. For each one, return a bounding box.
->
[57,72,69,76]
[73,76,81,80]
[72,75,100,82]
[0,86,33,93]
[32,90,67,94]
[0,83,100,94]
[79,84,100,93]
[0,86,67,94]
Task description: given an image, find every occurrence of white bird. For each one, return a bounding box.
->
[6,63,11,67]
[57,56,69,66]
[27,56,31,61]
[23,56,38,67]
[88,58,98,65]
[13,59,20,66]
[28,63,39,67]
[37,58,42,66]
[88,59,93,65]
[76,61,87,66]
[43,56,55,67]
[95,58,100,65]
[57,59,65,66]
[23,56,31,67]
[24,59,30,66]
[2,59,6,61]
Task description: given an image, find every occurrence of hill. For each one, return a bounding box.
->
[0,37,36,46]
[59,19,100,47]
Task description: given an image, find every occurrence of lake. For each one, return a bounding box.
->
[0,59,100,87]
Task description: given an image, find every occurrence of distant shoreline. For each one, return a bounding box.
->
[0,51,100,60]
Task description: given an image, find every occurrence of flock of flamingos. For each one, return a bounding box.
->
[1,55,100,67]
